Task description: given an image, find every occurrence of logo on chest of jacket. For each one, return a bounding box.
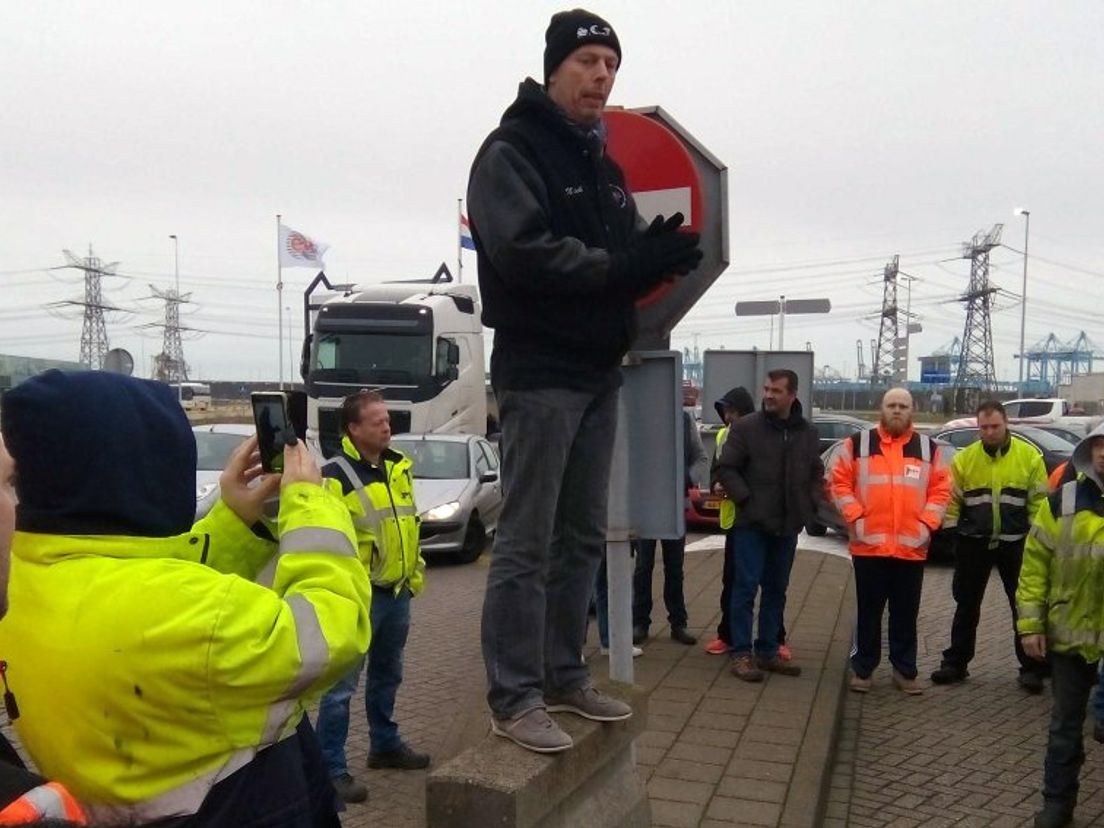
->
[608,184,627,208]
[905,464,921,480]
[564,185,584,197]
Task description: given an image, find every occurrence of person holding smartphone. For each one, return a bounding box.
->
[314,389,428,804]
[0,370,370,827]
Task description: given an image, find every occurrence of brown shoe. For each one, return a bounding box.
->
[731,653,764,682]
[849,674,872,693]
[892,669,923,695]
[757,655,802,677]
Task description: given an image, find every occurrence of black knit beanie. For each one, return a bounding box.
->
[543,8,621,85]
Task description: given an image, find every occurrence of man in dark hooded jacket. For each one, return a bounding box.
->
[467,8,702,754]
[714,370,823,682]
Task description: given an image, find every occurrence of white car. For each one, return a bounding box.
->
[192,423,254,519]
[391,433,503,563]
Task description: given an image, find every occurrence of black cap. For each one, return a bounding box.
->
[543,8,621,86]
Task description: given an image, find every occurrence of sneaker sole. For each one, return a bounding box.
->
[490,719,574,753]
[849,683,871,694]
[366,758,430,770]
[545,703,632,722]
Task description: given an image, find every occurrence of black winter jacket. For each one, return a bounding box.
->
[467,78,643,393]
[713,401,825,536]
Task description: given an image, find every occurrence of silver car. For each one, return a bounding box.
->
[391,434,503,563]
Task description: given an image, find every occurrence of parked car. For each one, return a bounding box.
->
[686,486,723,530]
[1035,425,1085,446]
[808,436,958,562]
[812,414,874,453]
[929,424,1073,476]
[192,423,254,518]
[391,433,503,563]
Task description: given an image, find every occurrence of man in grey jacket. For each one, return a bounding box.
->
[714,370,823,682]
[466,8,702,754]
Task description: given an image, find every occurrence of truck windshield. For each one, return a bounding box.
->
[313,332,432,384]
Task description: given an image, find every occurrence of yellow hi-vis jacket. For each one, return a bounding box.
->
[0,485,371,824]
[1016,476,1104,662]
[322,436,425,596]
[943,435,1048,545]
[715,427,736,530]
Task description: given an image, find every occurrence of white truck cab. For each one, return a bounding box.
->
[300,268,486,457]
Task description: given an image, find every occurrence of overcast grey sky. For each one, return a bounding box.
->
[2,1,1101,382]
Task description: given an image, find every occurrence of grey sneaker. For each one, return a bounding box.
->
[331,773,368,804]
[545,685,632,722]
[491,707,573,753]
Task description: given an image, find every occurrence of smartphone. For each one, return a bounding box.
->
[251,392,292,473]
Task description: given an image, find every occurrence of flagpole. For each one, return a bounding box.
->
[276,213,284,390]
[457,198,463,284]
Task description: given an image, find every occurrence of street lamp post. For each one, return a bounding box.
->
[169,234,182,403]
[1014,208,1030,392]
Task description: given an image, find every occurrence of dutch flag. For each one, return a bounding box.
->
[460,214,477,251]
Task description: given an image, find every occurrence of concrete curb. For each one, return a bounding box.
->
[781,561,855,828]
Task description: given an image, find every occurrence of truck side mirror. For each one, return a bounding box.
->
[300,334,312,381]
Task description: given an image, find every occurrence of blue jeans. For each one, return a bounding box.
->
[481,386,618,718]
[1043,652,1098,810]
[727,527,797,659]
[1094,662,1104,725]
[316,587,411,776]
[594,551,610,648]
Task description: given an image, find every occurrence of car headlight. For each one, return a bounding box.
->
[196,482,219,501]
[422,501,461,522]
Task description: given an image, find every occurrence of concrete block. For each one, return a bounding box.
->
[426,684,650,828]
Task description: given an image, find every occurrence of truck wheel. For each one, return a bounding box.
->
[457,517,486,564]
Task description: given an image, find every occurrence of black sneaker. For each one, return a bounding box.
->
[1018,671,1045,695]
[332,773,368,804]
[670,626,697,646]
[367,744,430,770]
[930,664,968,685]
[1033,802,1073,828]
[1095,721,1104,744]
[632,625,648,646]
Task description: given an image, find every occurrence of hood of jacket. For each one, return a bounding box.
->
[764,397,807,430]
[0,370,196,537]
[1073,422,1104,490]
[500,78,603,153]
[714,386,755,422]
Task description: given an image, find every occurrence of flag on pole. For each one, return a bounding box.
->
[279,223,328,268]
[459,214,476,251]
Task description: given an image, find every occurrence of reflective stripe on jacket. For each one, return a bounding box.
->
[0,487,371,823]
[1016,477,1104,662]
[323,435,425,596]
[943,435,1048,544]
[827,426,952,560]
[715,427,736,530]
[0,780,87,824]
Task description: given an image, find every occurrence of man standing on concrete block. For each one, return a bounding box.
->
[467,8,703,753]
[1017,424,1104,828]
[932,399,1048,692]
[714,370,823,682]
[828,388,951,694]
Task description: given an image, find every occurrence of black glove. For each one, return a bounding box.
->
[609,213,703,296]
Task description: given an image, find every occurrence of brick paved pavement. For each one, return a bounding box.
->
[338,536,854,828]
[826,559,1104,828]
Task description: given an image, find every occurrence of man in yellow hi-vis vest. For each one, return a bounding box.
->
[704,387,755,655]
[315,390,428,804]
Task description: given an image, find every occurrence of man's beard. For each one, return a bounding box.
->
[881,416,911,437]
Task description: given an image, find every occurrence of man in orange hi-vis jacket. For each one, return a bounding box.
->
[828,388,952,695]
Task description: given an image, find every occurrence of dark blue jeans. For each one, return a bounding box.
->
[727,527,797,659]
[316,587,411,776]
[632,537,688,631]
[851,556,924,679]
[1043,652,1098,810]
[716,528,736,643]
[1095,662,1104,724]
